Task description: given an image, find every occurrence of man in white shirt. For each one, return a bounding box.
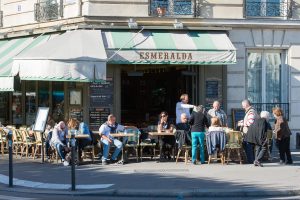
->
[176,94,194,124]
[99,114,125,165]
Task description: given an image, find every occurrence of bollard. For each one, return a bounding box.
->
[7,130,13,187]
[70,130,76,191]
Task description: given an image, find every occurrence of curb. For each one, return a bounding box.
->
[1,185,300,198]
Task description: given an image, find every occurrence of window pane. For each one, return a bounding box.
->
[25,82,36,126]
[38,81,49,107]
[0,93,9,125]
[265,53,281,103]
[12,92,22,125]
[247,52,262,103]
[52,82,64,122]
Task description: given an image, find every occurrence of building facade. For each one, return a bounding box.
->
[0,0,299,148]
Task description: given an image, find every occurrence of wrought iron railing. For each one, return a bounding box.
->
[252,103,289,120]
[149,0,196,17]
[34,1,63,22]
[245,0,291,18]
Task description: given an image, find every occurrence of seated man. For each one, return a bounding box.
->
[176,113,191,148]
[99,114,125,165]
[50,121,70,166]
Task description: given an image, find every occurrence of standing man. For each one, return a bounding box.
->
[238,99,259,164]
[207,101,228,127]
[176,94,194,124]
[99,114,125,165]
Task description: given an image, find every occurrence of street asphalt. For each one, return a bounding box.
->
[0,150,299,198]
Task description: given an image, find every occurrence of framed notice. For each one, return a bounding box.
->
[33,107,49,132]
[70,90,82,106]
[231,108,245,130]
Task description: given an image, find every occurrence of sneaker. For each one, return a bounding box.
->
[102,160,108,165]
[286,161,293,165]
[63,160,69,166]
[192,160,197,165]
[112,160,124,165]
[279,160,286,165]
[254,161,263,167]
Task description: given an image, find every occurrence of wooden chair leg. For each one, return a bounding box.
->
[140,147,143,162]
[92,148,95,164]
[227,149,231,164]
[237,149,242,164]
[184,149,188,165]
[208,155,211,164]
[136,148,139,163]
[176,149,181,164]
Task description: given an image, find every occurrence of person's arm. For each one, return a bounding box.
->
[99,125,112,142]
[245,112,255,127]
[180,103,194,109]
[116,124,125,132]
[51,128,64,146]
[189,113,194,125]
[157,120,164,132]
[204,115,210,128]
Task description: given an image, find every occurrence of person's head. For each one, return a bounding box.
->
[159,111,168,121]
[107,114,116,125]
[57,121,66,131]
[194,105,205,113]
[211,117,221,127]
[260,111,270,121]
[213,101,220,110]
[242,99,251,110]
[180,113,188,123]
[180,94,189,104]
[272,107,283,118]
[67,118,78,129]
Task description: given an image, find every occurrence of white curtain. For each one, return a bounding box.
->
[265,53,281,103]
[247,52,262,103]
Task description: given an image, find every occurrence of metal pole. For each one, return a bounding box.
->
[8,130,13,187]
[70,131,76,191]
[41,132,44,163]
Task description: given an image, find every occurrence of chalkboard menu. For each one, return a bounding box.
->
[231,108,245,129]
[206,81,219,98]
[89,107,110,131]
[69,108,83,122]
[89,80,113,107]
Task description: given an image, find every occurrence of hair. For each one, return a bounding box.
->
[57,121,66,130]
[67,118,78,129]
[159,111,168,118]
[242,99,251,106]
[107,114,116,121]
[194,105,205,113]
[180,113,187,118]
[260,111,270,120]
[213,101,220,105]
[210,117,221,127]
[272,107,283,117]
[180,94,188,101]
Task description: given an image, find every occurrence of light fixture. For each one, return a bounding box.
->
[173,19,183,29]
[128,18,138,29]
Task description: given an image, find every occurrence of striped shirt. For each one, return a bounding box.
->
[243,107,258,127]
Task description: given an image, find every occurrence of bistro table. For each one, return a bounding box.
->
[148,131,175,161]
[66,134,90,165]
[110,133,135,162]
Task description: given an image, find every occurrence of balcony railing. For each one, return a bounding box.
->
[34,1,63,22]
[245,0,291,18]
[149,0,196,17]
[252,103,289,121]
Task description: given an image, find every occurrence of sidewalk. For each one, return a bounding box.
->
[0,151,300,198]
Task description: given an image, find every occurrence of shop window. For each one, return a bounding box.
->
[12,92,22,125]
[52,82,64,122]
[0,93,9,125]
[247,50,289,119]
[38,81,50,107]
[25,81,36,126]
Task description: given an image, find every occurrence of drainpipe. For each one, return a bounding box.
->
[77,0,82,17]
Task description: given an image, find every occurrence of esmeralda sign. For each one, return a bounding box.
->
[106,50,236,64]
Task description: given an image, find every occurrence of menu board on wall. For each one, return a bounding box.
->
[206,80,219,98]
[69,108,83,122]
[89,107,110,131]
[89,79,113,108]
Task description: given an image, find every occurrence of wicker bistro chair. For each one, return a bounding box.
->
[12,129,24,158]
[175,130,191,164]
[19,129,36,159]
[33,131,43,159]
[123,126,140,163]
[0,129,8,156]
[225,131,243,164]
[139,126,157,162]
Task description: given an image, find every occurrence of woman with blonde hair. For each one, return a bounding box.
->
[273,107,293,165]
[67,118,79,130]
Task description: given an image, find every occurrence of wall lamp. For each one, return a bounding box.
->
[128,18,138,29]
[173,19,183,29]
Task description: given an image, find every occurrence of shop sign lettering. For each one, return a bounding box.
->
[139,51,193,61]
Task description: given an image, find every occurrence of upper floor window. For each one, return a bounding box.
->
[245,0,290,18]
[34,0,63,22]
[150,0,195,17]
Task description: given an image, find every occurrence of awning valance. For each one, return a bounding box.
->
[12,30,107,82]
[0,35,51,91]
[102,30,236,65]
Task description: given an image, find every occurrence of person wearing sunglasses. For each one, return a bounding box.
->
[157,111,175,160]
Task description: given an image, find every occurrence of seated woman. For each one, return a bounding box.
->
[157,111,175,160]
[50,121,70,166]
[206,117,226,160]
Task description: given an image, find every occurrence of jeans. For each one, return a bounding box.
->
[243,141,255,164]
[277,137,293,163]
[191,132,205,163]
[55,143,66,160]
[101,138,123,161]
[255,144,267,162]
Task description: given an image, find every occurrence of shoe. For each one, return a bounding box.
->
[254,161,263,167]
[112,160,124,165]
[102,160,108,165]
[279,160,286,165]
[192,160,197,165]
[286,161,293,165]
[63,160,69,166]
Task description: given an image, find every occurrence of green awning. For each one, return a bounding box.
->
[0,35,51,91]
[102,30,236,65]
